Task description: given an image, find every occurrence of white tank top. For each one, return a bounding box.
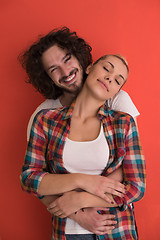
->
[63,124,109,234]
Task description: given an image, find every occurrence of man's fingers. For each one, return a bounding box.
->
[47,201,56,210]
[99,214,116,221]
[53,209,63,216]
[104,219,117,225]
[94,225,115,235]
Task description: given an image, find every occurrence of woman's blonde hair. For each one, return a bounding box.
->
[94,54,129,73]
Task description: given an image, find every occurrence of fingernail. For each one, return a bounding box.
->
[111,201,114,204]
[75,211,77,214]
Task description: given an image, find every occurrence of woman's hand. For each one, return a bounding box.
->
[79,174,126,203]
[47,191,83,218]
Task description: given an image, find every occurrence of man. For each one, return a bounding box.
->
[19,27,139,236]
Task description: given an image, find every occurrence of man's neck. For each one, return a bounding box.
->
[59,92,76,107]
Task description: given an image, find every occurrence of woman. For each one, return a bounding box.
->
[21,54,146,240]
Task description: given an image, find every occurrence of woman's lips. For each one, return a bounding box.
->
[97,79,109,91]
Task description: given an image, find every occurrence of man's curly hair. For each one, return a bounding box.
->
[19,27,92,99]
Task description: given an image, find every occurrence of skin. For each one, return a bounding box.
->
[41,44,83,106]
[41,168,123,234]
[37,55,128,234]
[46,56,128,218]
[41,167,123,234]
[85,56,127,102]
[40,46,127,233]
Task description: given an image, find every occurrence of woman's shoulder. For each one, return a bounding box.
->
[107,108,135,124]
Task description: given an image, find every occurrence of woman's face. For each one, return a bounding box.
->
[85,55,128,101]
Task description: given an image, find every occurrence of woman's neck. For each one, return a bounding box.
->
[73,87,106,121]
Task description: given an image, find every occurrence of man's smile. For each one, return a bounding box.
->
[60,69,78,86]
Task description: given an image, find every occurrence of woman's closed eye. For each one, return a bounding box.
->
[115,79,120,85]
[103,66,109,72]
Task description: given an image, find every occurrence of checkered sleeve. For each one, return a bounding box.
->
[114,116,146,211]
[20,111,49,197]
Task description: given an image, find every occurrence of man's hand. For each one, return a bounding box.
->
[47,191,83,218]
[70,208,116,235]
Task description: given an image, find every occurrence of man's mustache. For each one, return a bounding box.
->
[59,68,78,83]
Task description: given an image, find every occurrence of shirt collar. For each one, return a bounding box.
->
[61,100,112,121]
[61,100,75,120]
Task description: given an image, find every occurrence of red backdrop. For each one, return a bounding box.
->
[1,0,160,239]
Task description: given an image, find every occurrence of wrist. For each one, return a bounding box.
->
[75,173,86,190]
[78,192,89,208]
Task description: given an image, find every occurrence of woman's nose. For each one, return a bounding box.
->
[105,76,112,83]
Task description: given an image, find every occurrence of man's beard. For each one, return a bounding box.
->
[58,68,83,96]
[61,82,82,96]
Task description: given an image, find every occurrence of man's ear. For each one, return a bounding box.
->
[86,64,93,74]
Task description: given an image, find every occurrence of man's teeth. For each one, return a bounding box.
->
[64,73,76,82]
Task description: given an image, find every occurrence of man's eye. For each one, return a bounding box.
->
[50,68,57,73]
[103,66,109,72]
[115,79,120,85]
[64,54,71,63]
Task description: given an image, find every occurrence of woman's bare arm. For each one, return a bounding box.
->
[38,172,125,204]
[46,167,124,218]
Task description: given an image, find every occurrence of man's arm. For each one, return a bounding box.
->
[108,90,140,118]
[46,167,123,218]
[40,167,123,234]
[40,194,116,234]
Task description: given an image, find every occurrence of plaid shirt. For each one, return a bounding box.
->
[21,101,146,240]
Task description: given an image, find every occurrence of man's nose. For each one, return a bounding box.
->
[60,66,70,77]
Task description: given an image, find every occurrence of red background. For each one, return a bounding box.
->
[1,0,160,239]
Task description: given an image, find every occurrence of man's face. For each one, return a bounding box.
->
[41,44,84,94]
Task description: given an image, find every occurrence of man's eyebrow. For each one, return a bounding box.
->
[48,65,56,70]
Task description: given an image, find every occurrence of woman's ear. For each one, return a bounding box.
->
[85,64,93,74]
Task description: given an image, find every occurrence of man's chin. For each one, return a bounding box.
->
[61,84,82,96]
